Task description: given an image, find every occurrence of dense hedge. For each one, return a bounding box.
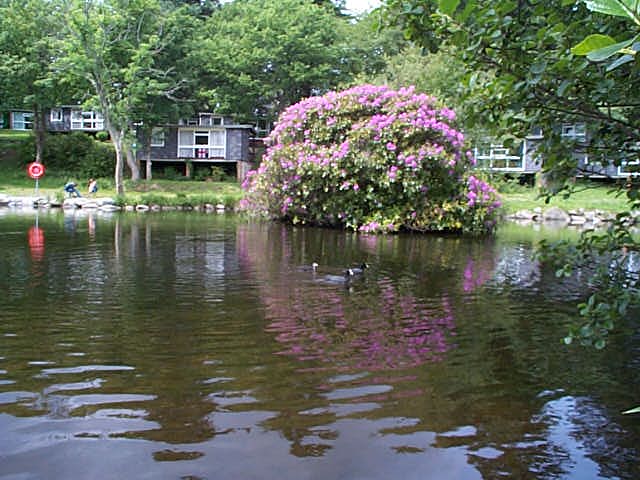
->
[17,132,114,178]
[241,84,500,234]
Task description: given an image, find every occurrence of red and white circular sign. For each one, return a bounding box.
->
[27,162,45,179]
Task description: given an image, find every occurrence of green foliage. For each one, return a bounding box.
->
[241,84,501,234]
[58,0,197,192]
[572,1,640,70]
[193,0,396,123]
[95,131,110,142]
[385,0,640,347]
[207,166,227,182]
[13,132,114,178]
[385,0,640,185]
[162,166,182,180]
[537,208,640,348]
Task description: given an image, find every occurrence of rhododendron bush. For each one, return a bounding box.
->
[241,85,500,234]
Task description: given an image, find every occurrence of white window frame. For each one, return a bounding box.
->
[473,143,524,172]
[150,128,165,147]
[529,126,544,138]
[177,128,226,159]
[198,113,224,127]
[50,108,63,122]
[11,111,33,130]
[71,109,104,130]
[561,123,586,138]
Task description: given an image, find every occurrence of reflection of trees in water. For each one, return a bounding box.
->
[3,215,637,475]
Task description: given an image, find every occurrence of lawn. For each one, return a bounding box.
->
[0,129,632,213]
[498,182,630,214]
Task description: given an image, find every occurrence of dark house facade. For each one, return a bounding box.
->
[45,106,105,132]
[137,113,255,181]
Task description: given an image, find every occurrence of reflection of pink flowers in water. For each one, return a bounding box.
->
[463,258,493,293]
[237,224,458,372]
[264,280,456,371]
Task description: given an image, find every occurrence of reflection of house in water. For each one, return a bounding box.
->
[490,243,580,301]
[174,234,235,299]
[492,245,541,290]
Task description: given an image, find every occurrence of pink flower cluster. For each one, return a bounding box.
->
[241,84,500,233]
[466,175,501,209]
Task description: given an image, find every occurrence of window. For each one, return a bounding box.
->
[198,114,223,127]
[561,123,586,138]
[151,128,165,147]
[177,128,226,158]
[195,130,209,145]
[71,110,104,130]
[50,108,62,122]
[11,111,33,130]
[530,126,543,138]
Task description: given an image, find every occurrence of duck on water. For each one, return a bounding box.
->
[343,262,369,277]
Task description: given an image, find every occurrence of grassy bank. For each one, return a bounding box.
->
[0,172,630,214]
[0,129,631,213]
[497,182,629,214]
[0,131,243,206]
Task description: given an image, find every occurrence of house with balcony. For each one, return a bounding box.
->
[138,113,255,181]
[475,122,637,179]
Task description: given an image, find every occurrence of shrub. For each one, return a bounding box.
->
[241,84,501,234]
[208,166,227,182]
[16,132,114,178]
[95,131,110,142]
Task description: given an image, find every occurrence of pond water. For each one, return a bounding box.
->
[0,210,638,480]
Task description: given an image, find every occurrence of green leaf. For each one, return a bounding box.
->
[438,0,461,17]
[571,34,616,56]
[623,406,640,414]
[607,53,635,70]
[557,79,571,96]
[582,0,640,20]
[530,60,547,74]
[588,38,637,61]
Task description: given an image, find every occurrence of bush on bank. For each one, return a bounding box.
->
[16,132,114,178]
[240,84,500,234]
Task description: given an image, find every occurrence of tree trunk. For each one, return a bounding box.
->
[146,151,152,180]
[110,127,125,195]
[33,105,46,164]
[125,146,141,181]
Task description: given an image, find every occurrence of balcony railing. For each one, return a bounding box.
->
[178,146,225,159]
[474,146,524,171]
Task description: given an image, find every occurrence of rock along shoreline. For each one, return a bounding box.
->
[0,194,229,213]
[505,205,620,229]
[0,194,628,229]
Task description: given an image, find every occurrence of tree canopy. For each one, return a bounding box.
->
[385,0,640,347]
[1,0,407,187]
[385,0,640,186]
[0,0,66,163]
[192,0,352,124]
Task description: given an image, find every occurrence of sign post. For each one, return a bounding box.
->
[27,162,45,196]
